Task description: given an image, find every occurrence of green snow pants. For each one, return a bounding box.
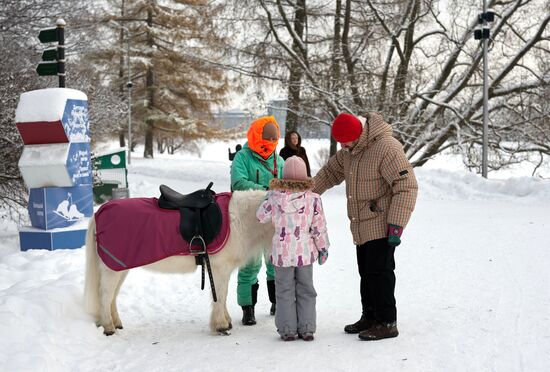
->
[237,251,275,306]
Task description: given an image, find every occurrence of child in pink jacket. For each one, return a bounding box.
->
[256,156,330,341]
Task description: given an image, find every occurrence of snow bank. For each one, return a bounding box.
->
[416,168,550,202]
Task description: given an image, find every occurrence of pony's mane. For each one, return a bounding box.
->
[227,189,273,263]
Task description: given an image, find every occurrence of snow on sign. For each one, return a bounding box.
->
[15,88,89,144]
[18,142,92,188]
[28,186,93,230]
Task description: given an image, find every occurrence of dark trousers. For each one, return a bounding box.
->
[356,238,396,323]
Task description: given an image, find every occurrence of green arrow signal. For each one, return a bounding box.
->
[38,27,58,43]
[42,48,57,61]
[36,61,58,76]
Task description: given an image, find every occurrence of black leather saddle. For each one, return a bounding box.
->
[158,182,222,254]
[158,182,222,302]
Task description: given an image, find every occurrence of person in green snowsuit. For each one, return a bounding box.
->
[231,116,284,325]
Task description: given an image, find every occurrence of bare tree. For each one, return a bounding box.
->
[221,0,549,173]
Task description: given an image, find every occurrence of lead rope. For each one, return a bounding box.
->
[259,155,278,177]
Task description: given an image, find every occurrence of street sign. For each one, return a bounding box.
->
[36,61,58,76]
[41,47,57,61]
[36,19,66,87]
[38,27,58,43]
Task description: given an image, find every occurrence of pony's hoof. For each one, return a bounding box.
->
[104,330,115,336]
[115,325,123,330]
[217,328,231,336]
[228,322,233,330]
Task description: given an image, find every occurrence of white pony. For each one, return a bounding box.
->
[84,190,272,335]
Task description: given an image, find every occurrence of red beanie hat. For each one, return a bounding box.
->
[331,113,363,143]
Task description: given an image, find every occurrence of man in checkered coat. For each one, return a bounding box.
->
[312,112,418,341]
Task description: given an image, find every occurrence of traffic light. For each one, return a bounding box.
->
[474,9,495,40]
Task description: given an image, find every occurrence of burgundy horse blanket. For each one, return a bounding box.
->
[95,193,232,271]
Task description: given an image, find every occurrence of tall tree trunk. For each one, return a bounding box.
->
[119,132,126,147]
[342,0,363,108]
[284,0,306,134]
[391,0,418,119]
[157,137,164,153]
[328,0,342,157]
[143,5,154,158]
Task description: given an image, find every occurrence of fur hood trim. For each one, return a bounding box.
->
[269,178,313,191]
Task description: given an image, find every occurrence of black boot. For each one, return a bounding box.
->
[251,282,259,306]
[242,282,259,326]
[241,305,256,325]
[344,315,376,334]
[267,280,276,315]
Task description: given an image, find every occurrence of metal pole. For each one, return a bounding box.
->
[481,0,488,178]
[127,29,132,165]
[56,19,66,88]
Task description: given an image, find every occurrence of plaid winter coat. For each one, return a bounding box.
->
[312,112,418,245]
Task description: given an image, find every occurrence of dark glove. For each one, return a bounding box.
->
[318,250,328,265]
[387,224,403,247]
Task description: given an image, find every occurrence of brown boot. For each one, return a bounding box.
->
[298,332,314,341]
[344,316,376,334]
[358,321,399,341]
[280,334,297,341]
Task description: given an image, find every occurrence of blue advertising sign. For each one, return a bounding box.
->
[67,142,92,186]
[19,226,88,251]
[28,185,93,229]
[61,99,89,143]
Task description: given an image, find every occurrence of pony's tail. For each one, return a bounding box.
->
[84,217,100,317]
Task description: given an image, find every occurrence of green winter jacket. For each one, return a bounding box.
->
[231,142,284,191]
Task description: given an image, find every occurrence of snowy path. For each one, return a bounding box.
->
[1,154,549,372]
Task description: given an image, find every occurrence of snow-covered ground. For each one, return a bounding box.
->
[1,139,549,372]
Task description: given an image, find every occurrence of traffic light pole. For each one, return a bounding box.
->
[109,19,133,165]
[57,19,66,88]
[474,5,494,178]
[481,0,488,178]
[126,29,133,165]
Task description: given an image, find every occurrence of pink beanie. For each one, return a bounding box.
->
[282,156,308,180]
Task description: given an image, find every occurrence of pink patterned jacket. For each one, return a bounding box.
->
[256,178,330,267]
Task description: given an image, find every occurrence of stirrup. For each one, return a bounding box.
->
[189,235,206,254]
